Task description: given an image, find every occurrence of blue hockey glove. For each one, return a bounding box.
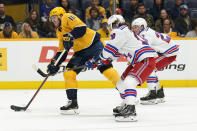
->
[63,33,74,51]
[85,58,98,70]
[47,59,60,76]
[82,57,101,72]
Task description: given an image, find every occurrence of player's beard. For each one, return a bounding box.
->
[57,19,62,31]
[54,19,61,29]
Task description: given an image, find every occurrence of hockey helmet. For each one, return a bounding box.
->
[107,15,125,30]
[131,18,147,29]
[50,7,66,18]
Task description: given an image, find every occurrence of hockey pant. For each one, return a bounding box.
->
[146,55,177,90]
[155,54,177,71]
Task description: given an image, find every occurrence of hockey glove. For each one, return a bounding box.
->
[46,51,68,76]
[100,59,112,65]
[47,59,60,76]
[63,33,74,51]
[100,53,112,65]
[84,58,98,70]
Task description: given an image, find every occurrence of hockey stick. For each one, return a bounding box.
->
[33,64,85,78]
[10,76,49,111]
[10,50,68,112]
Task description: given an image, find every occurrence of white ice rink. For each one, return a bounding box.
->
[0,88,197,131]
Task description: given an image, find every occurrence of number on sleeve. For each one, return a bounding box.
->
[68,15,75,21]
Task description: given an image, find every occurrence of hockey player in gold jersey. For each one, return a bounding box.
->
[47,7,120,113]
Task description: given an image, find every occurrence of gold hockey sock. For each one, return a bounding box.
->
[63,70,78,89]
[102,67,120,86]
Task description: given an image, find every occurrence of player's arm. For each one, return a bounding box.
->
[85,30,127,70]
[47,31,68,76]
[62,26,86,51]
[101,30,127,62]
[69,25,86,39]
[62,13,87,39]
[62,14,87,49]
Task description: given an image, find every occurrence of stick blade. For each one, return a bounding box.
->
[32,64,48,77]
[10,105,26,112]
[32,64,38,71]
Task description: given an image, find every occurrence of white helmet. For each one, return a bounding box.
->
[131,18,147,29]
[107,15,125,30]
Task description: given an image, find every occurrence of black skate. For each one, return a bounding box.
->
[156,86,165,103]
[140,89,157,104]
[113,104,125,115]
[115,105,137,122]
[60,100,79,114]
[113,100,139,115]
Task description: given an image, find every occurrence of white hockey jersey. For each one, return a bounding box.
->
[102,25,158,65]
[138,27,179,56]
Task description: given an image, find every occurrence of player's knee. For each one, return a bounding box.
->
[123,76,138,89]
[63,70,77,81]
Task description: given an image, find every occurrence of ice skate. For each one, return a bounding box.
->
[140,89,157,104]
[115,105,137,122]
[113,103,126,115]
[156,86,165,103]
[113,99,139,115]
[60,100,79,114]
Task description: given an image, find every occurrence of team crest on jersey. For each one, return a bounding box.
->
[110,33,116,40]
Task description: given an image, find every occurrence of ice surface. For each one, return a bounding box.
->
[0,88,197,131]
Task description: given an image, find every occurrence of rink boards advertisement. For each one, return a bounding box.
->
[0,38,197,89]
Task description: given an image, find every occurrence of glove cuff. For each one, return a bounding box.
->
[67,32,74,38]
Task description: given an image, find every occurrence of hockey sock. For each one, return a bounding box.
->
[63,70,78,100]
[146,71,160,91]
[102,67,120,86]
[116,79,126,101]
[63,70,77,89]
[66,89,78,100]
[123,76,138,105]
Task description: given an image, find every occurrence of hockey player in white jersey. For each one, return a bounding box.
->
[97,15,158,122]
[131,18,179,104]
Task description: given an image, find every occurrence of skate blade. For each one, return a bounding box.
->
[140,99,158,105]
[113,112,119,116]
[156,98,165,103]
[115,115,137,122]
[60,109,79,115]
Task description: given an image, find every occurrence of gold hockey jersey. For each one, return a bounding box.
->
[57,13,97,52]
